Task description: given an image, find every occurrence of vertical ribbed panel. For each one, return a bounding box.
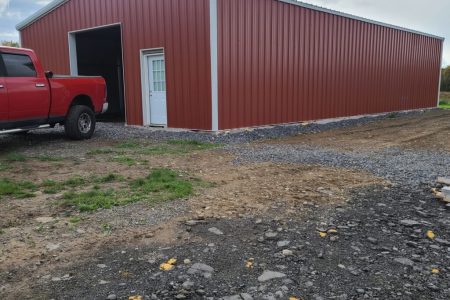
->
[20,0,212,129]
[217,0,442,130]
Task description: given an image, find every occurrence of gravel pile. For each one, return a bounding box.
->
[233,145,450,186]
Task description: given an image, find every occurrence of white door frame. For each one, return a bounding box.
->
[140,48,166,126]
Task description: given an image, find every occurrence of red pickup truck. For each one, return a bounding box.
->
[0,46,107,140]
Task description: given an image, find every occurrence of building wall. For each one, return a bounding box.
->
[217,0,443,129]
[20,0,212,129]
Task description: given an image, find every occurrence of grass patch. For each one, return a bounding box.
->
[93,173,125,183]
[114,155,137,166]
[0,162,10,172]
[68,216,82,224]
[4,153,28,162]
[58,168,194,212]
[0,179,36,199]
[64,176,86,188]
[41,179,64,194]
[439,100,450,109]
[115,141,140,149]
[61,189,123,212]
[86,148,117,156]
[131,168,193,202]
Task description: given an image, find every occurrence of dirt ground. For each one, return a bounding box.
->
[272,109,450,151]
[0,109,449,299]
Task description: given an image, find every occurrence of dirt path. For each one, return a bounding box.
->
[270,110,450,151]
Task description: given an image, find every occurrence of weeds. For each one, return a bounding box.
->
[0,179,36,199]
[4,153,28,162]
[58,168,195,212]
[114,155,137,166]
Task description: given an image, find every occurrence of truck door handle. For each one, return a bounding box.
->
[36,83,46,88]
[0,84,4,89]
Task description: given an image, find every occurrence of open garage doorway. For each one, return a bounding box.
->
[69,24,125,122]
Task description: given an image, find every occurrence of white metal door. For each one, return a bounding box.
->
[147,54,167,126]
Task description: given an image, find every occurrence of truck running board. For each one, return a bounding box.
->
[0,124,51,135]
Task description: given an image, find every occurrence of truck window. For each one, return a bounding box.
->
[1,53,37,77]
[0,55,5,77]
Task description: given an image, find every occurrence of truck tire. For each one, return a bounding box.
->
[65,105,96,140]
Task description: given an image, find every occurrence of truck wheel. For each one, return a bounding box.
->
[65,105,96,140]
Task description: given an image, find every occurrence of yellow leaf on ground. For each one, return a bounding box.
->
[432,268,440,274]
[328,229,338,234]
[246,258,254,269]
[319,232,327,238]
[160,263,175,271]
[427,230,436,239]
[289,297,299,300]
[159,258,177,271]
[129,296,142,300]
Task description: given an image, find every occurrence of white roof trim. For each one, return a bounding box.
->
[278,0,445,41]
[16,0,68,31]
[15,0,446,41]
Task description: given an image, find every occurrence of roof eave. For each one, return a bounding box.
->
[16,0,68,31]
[278,0,445,41]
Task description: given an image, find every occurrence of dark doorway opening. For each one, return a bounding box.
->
[75,25,125,122]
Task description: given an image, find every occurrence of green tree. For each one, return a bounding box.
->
[441,66,450,92]
[1,40,20,48]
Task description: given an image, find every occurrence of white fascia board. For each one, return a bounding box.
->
[16,0,68,31]
[278,0,445,41]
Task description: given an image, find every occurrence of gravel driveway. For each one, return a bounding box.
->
[1,109,449,300]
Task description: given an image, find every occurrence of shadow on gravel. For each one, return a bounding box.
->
[26,184,450,300]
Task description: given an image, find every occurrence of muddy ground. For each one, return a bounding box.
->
[0,109,449,300]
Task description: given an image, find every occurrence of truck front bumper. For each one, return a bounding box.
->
[101,103,109,114]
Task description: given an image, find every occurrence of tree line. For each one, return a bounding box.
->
[442,66,450,92]
[1,40,20,47]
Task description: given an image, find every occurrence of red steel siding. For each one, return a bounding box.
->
[20,0,212,129]
[217,0,443,130]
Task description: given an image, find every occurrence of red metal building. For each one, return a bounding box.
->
[17,0,444,131]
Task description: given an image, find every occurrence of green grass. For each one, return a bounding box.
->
[0,162,10,172]
[439,100,450,109]
[61,189,122,212]
[0,179,36,199]
[4,153,28,162]
[64,176,86,188]
[41,179,64,194]
[68,216,82,224]
[93,173,125,183]
[59,168,194,212]
[86,148,117,156]
[131,168,193,201]
[114,155,137,166]
[115,141,140,149]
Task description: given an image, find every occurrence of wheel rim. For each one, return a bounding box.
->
[78,113,92,134]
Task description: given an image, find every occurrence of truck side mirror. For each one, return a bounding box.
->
[45,71,53,78]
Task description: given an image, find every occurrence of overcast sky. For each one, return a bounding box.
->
[0,0,448,67]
